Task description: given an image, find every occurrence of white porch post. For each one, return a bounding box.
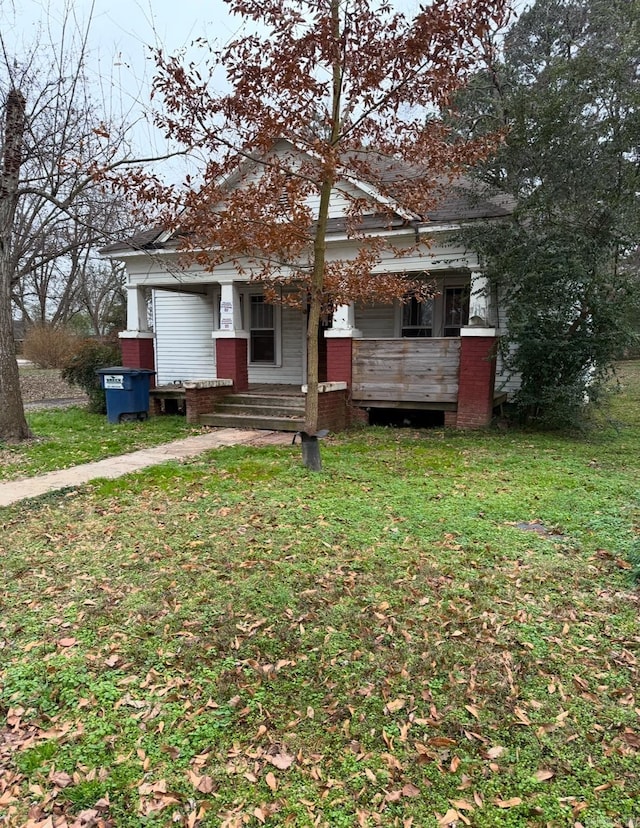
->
[468,271,492,327]
[123,285,151,334]
[215,281,247,337]
[119,285,154,371]
[323,302,361,388]
[325,302,361,339]
[212,281,249,391]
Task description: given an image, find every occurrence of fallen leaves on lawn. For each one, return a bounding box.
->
[187,769,216,793]
[57,637,77,648]
[264,749,295,770]
[495,796,523,808]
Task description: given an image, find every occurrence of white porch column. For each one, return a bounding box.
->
[119,285,155,371]
[124,285,150,334]
[468,271,492,327]
[214,281,248,339]
[325,302,362,339]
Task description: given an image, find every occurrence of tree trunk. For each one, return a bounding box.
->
[301,0,342,470]
[304,174,333,468]
[0,90,31,441]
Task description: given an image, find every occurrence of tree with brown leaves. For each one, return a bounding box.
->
[138,0,509,467]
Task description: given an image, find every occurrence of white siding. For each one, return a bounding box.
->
[495,344,521,398]
[305,179,371,219]
[234,142,367,221]
[493,292,521,397]
[356,304,396,338]
[153,290,216,384]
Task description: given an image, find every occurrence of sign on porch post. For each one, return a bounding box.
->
[325,303,361,387]
[219,284,240,332]
[468,271,491,326]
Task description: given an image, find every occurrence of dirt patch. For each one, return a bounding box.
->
[508,520,566,539]
[19,367,87,405]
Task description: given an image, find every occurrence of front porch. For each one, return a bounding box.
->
[141,329,500,431]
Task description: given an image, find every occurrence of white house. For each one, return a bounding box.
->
[103,140,513,430]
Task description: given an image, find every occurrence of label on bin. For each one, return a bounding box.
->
[103,374,125,389]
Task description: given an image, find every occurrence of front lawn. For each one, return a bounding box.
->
[0,364,638,827]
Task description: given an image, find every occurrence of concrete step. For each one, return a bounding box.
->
[216,402,305,417]
[199,413,305,432]
[227,393,305,408]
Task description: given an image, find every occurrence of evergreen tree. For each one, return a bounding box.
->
[457,0,640,426]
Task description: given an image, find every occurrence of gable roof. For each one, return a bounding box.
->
[340,148,513,222]
[102,143,513,256]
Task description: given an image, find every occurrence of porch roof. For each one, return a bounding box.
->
[101,180,513,256]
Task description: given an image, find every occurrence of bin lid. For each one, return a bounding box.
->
[96,366,155,375]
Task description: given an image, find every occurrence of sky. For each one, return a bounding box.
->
[6,0,242,160]
[4,0,443,174]
[5,0,527,175]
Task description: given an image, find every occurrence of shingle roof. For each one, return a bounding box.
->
[100,227,167,254]
[101,151,513,255]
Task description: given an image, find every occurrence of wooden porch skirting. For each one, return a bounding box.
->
[351,338,460,407]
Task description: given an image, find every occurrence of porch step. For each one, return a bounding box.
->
[199,413,305,432]
[198,391,306,432]
[226,393,305,409]
[216,402,304,417]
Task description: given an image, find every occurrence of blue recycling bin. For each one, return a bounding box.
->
[96,367,155,424]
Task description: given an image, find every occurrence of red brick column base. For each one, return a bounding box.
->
[326,338,353,386]
[316,388,348,432]
[348,405,369,427]
[456,333,499,429]
[119,336,155,388]
[215,337,249,392]
[444,410,458,429]
[184,381,234,424]
[120,337,155,370]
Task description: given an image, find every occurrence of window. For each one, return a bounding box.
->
[399,277,470,337]
[249,295,275,363]
[443,287,470,337]
[402,296,433,337]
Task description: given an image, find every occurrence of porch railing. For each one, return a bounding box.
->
[351,338,460,405]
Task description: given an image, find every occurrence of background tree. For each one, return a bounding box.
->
[12,188,131,333]
[78,259,127,337]
[454,0,640,426]
[0,13,179,441]
[0,87,29,440]
[133,0,509,466]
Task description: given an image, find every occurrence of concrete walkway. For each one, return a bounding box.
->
[0,429,292,508]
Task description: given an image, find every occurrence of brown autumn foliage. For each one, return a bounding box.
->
[121,0,510,436]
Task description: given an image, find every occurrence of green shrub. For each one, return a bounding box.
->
[62,341,121,413]
[22,324,80,369]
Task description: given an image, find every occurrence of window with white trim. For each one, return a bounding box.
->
[399,275,470,337]
[443,287,470,337]
[402,296,433,337]
[249,295,276,363]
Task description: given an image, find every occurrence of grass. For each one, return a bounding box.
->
[0,408,206,481]
[0,363,639,827]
